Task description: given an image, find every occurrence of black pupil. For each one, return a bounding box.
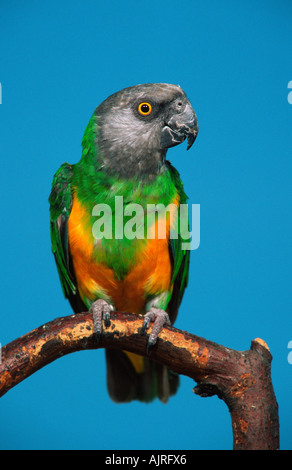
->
[141,104,150,113]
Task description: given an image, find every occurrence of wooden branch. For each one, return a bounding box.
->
[0,311,279,450]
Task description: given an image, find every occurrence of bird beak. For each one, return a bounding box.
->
[160,103,199,151]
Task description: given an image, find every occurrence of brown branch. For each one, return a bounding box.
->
[0,311,279,450]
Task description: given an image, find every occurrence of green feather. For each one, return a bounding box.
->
[49,163,76,298]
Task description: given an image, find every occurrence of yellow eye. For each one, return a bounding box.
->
[138,102,152,115]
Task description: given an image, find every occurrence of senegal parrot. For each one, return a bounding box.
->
[49,83,198,403]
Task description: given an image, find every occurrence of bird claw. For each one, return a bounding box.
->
[141,307,171,354]
[90,299,114,339]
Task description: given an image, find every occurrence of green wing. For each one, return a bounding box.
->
[49,163,85,312]
[167,162,191,324]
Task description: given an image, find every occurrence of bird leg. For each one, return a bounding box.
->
[141,307,171,354]
[90,299,114,339]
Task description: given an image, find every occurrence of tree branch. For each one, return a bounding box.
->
[0,311,279,450]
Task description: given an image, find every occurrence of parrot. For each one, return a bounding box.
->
[49,83,198,403]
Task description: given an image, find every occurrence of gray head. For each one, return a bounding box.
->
[94,83,198,178]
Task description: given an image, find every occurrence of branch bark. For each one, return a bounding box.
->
[0,311,279,450]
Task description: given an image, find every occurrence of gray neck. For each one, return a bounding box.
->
[98,143,167,178]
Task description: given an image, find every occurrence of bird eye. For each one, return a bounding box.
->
[138,102,152,116]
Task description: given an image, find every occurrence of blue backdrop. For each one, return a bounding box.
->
[0,0,291,450]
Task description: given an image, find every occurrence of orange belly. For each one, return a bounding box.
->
[68,194,178,314]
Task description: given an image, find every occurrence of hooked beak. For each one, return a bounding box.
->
[160,103,198,151]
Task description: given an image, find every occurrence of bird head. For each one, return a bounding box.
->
[93,83,198,178]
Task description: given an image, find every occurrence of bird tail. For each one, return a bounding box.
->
[105,349,179,403]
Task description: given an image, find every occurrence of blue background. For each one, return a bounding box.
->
[0,0,291,450]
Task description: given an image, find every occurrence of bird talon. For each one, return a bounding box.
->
[104,311,111,328]
[142,308,171,354]
[90,299,114,337]
[141,316,151,335]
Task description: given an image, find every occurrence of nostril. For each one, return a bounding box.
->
[176,101,184,112]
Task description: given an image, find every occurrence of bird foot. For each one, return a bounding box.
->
[90,299,114,339]
[141,307,171,354]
